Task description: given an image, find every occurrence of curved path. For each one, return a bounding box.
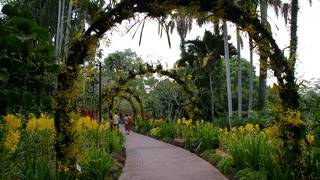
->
[119,128,227,180]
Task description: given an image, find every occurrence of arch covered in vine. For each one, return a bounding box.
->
[105,63,198,120]
[104,87,144,119]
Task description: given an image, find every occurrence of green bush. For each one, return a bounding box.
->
[105,130,124,154]
[236,168,267,180]
[184,123,219,153]
[150,127,161,138]
[133,119,151,134]
[229,134,273,170]
[217,157,234,174]
[80,148,114,180]
[158,123,176,141]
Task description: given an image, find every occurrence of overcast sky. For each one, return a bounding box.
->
[102,1,320,84]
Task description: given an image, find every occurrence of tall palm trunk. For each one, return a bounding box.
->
[257,0,268,110]
[236,25,242,118]
[55,0,62,63]
[64,0,73,57]
[248,36,254,119]
[223,19,232,127]
[58,0,66,61]
[208,72,214,121]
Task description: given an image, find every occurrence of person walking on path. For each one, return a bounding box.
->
[124,114,132,135]
[113,112,120,131]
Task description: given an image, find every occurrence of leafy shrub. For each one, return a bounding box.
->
[184,123,219,153]
[150,127,161,137]
[236,168,267,180]
[217,157,234,174]
[133,119,151,134]
[158,123,176,141]
[80,148,113,180]
[105,130,124,154]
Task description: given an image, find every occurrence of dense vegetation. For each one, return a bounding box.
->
[0,0,319,179]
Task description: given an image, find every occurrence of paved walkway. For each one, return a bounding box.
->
[119,128,227,180]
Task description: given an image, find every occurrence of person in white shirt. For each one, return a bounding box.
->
[113,112,120,130]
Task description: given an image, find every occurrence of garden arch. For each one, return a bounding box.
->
[106,63,197,120]
[103,87,144,119]
[54,0,301,171]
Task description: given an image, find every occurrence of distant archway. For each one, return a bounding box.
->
[109,88,144,118]
[104,63,197,119]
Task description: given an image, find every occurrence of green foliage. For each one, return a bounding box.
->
[184,123,219,153]
[0,3,57,115]
[105,130,124,154]
[217,157,234,174]
[229,134,274,171]
[150,127,161,138]
[200,149,222,164]
[133,119,151,134]
[159,123,177,141]
[236,168,267,180]
[80,148,113,180]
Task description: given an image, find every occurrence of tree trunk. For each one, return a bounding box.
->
[55,0,62,63]
[257,0,268,110]
[54,64,81,175]
[283,0,299,110]
[223,19,232,127]
[58,0,66,62]
[208,72,215,121]
[248,36,254,119]
[64,0,73,57]
[236,25,242,118]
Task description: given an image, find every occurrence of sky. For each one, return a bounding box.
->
[102,1,320,84]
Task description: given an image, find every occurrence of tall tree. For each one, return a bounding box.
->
[236,25,242,118]
[257,0,268,110]
[172,11,193,58]
[223,19,232,127]
[248,36,254,119]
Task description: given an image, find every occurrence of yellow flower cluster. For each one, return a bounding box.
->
[220,123,260,135]
[265,125,281,138]
[4,129,20,153]
[195,119,205,126]
[177,117,192,127]
[3,114,22,130]
[3,114,22,153]
[99,120,110,131]
[74,116,99,133]
[26,113,54,133]
[306,134,315,145]
[281,110,304,126]
[153,118,164,126]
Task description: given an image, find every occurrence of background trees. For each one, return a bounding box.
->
[0,4,57,115]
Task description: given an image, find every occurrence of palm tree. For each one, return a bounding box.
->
[257,0,268,110]
[248,36,254,119]
[236,25,242,118]
[223,19,232,127]
[172,13,193,58]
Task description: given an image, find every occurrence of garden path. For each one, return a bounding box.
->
[119,127,227,180]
